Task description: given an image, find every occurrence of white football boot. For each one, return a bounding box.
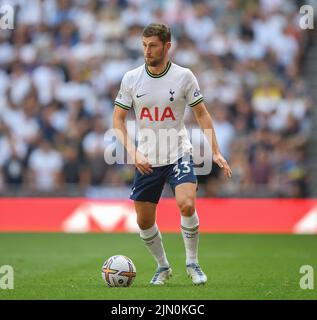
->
[186,263,207,285]
[150,266,172,285]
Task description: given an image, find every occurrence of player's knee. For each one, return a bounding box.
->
[178,199,195,217]
[137,217,155,230]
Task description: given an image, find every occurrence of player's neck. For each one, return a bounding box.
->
[147,59,170,75]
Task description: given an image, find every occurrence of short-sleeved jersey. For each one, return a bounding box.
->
[114,61,204,167]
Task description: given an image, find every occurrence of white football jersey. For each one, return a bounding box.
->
[115,61,204,167]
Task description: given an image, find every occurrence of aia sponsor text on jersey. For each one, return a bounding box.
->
[139,106,176,121]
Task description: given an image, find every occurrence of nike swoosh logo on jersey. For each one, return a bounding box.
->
[177,175,187,181]
[136,93,147,98]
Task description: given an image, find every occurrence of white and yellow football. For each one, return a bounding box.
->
[101,255,136,287]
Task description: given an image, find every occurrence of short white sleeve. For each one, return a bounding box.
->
[114,73,132,110]
[185,69,204,108]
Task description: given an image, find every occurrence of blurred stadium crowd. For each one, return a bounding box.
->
[0,0,314,197]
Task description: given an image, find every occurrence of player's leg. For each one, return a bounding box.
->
[168,156,200,266]
[175,182,199,264]
[134,201,169,268]
[175,182,207,285]
[168,155,207,284]
[134,201,172,285]
[130,167,171,284]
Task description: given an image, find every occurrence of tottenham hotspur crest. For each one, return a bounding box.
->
[169,89,175,102]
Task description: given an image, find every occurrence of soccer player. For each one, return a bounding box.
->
[113,23,232,285]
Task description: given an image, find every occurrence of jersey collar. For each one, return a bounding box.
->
[145,61,172,78]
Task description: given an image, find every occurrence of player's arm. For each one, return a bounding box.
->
[191,101,232,178]
[113,106,153,175]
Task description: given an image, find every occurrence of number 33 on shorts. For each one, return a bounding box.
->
[173,161,192,181]
[169,156,197,190]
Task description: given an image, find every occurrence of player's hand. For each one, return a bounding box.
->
[135,151,153,175]
[213,152,232,178]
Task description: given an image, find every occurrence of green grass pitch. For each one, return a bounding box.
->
[0,233,316,300]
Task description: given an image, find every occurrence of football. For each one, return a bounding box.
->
[101,255,136,287]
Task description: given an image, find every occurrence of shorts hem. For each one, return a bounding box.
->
[170,179,198,193]
[129,196,160,204]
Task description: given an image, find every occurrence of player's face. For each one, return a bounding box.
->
[142,36,170,67]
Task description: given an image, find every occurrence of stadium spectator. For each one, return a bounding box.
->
[82,116,109,186]
[27,139,63,191]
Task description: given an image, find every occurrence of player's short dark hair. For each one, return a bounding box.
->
[142,23,171,43]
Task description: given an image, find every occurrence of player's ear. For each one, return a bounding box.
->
[164,41,171,54]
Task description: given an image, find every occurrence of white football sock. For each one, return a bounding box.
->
[139,223,169,268]
[181,211,199,265]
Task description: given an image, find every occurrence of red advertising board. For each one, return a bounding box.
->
[0,198,317,233]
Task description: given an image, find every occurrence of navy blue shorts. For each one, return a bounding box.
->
[130,155,197,204]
